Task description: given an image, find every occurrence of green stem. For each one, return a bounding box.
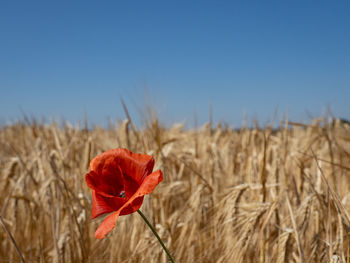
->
[137,210,175,263]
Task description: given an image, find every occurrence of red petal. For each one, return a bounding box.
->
[94,170,163,239]
[85,164,124,197]
[120,196,144,215]
[91,190,126,218]
[95,211,121,239]
[122,172,140,199]
[135,170,163,196]
[111,148,155,185]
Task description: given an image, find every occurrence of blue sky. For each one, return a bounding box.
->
[1,1,349,127]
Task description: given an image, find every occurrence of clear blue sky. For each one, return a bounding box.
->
[1,1,349,127]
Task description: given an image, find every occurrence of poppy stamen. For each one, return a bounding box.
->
[119,190,126,198]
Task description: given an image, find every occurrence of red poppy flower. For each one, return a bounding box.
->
[85,148,163,239]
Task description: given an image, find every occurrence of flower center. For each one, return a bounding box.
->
[119,190,126,198]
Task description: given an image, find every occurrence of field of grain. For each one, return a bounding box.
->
[1,116,350,262]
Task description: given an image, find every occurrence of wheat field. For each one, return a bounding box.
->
[1,116,350,262]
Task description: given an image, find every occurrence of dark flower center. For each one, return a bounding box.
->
[119,190,126,198]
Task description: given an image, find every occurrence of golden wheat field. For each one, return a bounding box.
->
[1,116,350,263]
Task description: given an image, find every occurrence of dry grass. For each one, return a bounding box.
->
[1,116,350,262]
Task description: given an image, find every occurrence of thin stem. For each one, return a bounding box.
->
[0,215,25,263]
[137,210,175,263]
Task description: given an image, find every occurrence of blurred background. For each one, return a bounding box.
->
[1,1,349,128]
